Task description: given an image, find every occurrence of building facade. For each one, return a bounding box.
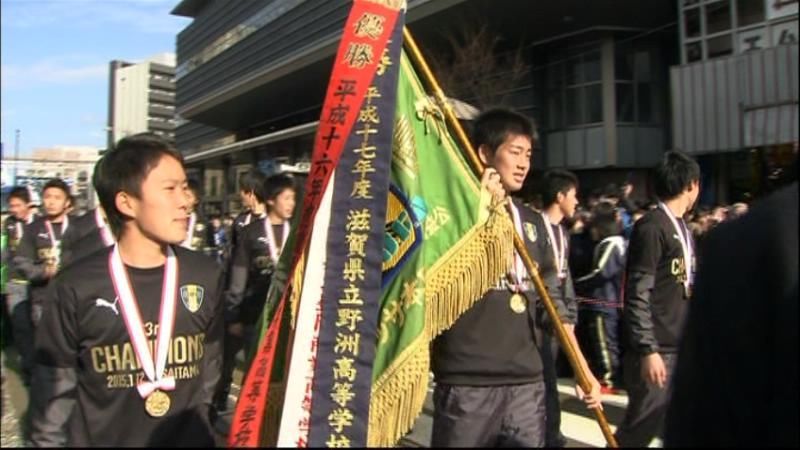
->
[1,146,101,213]
[172,0,685,215]
[671,0,798,204]
[107,53,178,148]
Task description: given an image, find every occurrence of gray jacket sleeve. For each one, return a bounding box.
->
[561,268,578,325]
[28,366,77,447]
[28,278,79,447]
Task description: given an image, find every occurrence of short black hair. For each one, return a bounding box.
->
[654,150,700,201]
[541,169,579,207]
[95,133,184,237]
[42,178,71,197]
[8,186,31,204]
[602,183,620,200]
[239,170,268,203]
[265,173,295,201]
[591,201,621,240]
[472,108,535,154]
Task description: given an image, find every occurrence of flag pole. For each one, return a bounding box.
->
[402,26,619,448]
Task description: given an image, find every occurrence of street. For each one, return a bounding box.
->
[3,345,641,448]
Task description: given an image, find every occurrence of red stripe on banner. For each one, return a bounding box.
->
[228,1,401,446]
[228,300,286,448]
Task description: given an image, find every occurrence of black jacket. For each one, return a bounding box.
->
[431,199,568,385]
[622,207,692,355]
[28,245,224,447]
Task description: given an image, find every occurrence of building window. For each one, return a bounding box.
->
[707,33,733,58]
[682,0,798,62]
[685,7,702,38]
[737,0,765,27]
[616,45,659,124]
[548,49,603,128]
[705,1,732,34]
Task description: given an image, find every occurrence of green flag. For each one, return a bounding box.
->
[367,51,515,447]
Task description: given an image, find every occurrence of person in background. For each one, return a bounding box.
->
[60,158,116,268]
[14,178,74,329]
[535,169,602,448]
[615,150,700,447]
[208,215,228,265]
[212,173,294,422]
[575,201,626,393]
[3,186,38,385]
[181,179,214,254]
[229,170,269,257]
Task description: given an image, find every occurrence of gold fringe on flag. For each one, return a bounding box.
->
[367,209,515,447]
[289,250,307,329]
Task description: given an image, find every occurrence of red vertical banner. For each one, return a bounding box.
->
[227,1,401,447]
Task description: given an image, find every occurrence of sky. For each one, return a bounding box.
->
[1,0,191,157]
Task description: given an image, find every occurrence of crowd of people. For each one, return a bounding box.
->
[0,109,796,447]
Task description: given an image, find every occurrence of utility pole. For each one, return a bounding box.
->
[14,128,20,183]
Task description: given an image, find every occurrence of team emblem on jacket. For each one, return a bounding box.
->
[524,222,537,242]
[180,284,204,313]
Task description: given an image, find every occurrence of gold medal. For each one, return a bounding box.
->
[144,390,171,417]
[509,292,527,314]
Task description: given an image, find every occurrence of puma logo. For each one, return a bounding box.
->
[38,232,50,239]
[95,297,119,315]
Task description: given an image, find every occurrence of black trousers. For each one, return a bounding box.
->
[212,323,257,411]
[432,382,546,447]
[7,282,34,385]
[539,331,567,447]
[614,352,678,447]
[576,307,622,388]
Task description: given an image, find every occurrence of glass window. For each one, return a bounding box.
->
[547,63,563,88]
[685,8,702,38]
[737,0,765,27]
[637,83,653,123]
[686,41,703,62]
[634,50,652,82]
[548,91,563,128]
[584,51,601,82]
[566,87,583,125]
[615,46,633,81]
[707,34,733,58]
[705,1,732,34]
[586,84,603,123]
[566,57,582,85]
[616,83,635,122]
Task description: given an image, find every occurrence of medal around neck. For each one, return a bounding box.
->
[509,292,527,314]
[109,244,179,419]
[145,389,171,417]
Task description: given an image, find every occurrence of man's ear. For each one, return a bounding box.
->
[115,191,136,220]
[478,144,492,166]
